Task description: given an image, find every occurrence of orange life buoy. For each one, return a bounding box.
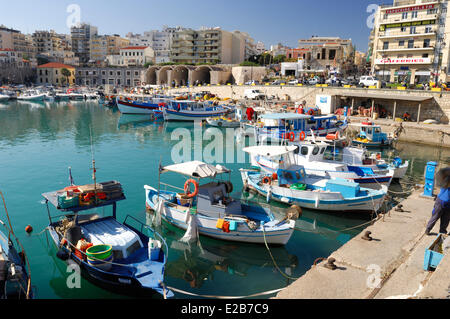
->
[289,132,295,142]
[308,109,314,116]
[262,176,272,185]
[299,131,306,141]
[184,179,199,198]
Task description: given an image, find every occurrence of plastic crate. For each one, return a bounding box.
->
[423,234,447,271]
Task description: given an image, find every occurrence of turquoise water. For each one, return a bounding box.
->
[0,100,448,299]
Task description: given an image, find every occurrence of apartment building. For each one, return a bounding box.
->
[71,23,98,64]
[171,27,246,65]
[371,0,449,84]
[0,25,35,59]
[126,26,180,63]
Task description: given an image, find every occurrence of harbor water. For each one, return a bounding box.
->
[0,100,449,299]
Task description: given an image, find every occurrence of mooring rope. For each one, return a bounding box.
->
[165,285,285,299]
[261,223,299,281]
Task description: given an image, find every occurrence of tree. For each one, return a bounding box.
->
[61,68,72,86]
[273,55,286,64]
[143,62,154,68]
[239,61,259,67]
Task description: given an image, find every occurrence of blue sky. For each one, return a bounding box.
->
[1,0,386,51]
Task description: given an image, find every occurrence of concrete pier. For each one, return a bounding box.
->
[275,189,450,299]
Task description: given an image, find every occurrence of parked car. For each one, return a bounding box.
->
[271,80,287,85]
[359,76,380,87]
[244,89,266,100]
[288,79,299,85]
[307,77,319,85]
[245,80,260,86]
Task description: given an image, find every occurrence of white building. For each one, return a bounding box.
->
[281,59,305,77]
[126,26,185,63]
[107,46,155,66]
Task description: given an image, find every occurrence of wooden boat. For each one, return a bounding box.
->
[241,113,347,144]
[162,101,230,121]
[43,165,173,298]
[206,116,241,128]
[352,122,396,148]
[244,143,394,189]
[241,164,388,213]
[116,97,168,115]
[0,192,33,299]
[145,161,298,245]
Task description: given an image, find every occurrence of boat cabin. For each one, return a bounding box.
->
[358,123,388,143]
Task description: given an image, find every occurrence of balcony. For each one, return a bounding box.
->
[378,31,436,39]
[379,45,435,52]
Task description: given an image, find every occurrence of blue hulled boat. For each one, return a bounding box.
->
[43,173,173,298]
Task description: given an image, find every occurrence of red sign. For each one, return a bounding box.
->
[385,4,436,14]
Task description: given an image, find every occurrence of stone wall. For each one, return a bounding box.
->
[169,85,450,124]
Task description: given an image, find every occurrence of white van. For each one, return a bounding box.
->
[244,89,266,100]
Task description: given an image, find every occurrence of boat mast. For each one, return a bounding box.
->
[90,126,98,206]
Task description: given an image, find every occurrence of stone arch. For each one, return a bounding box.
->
[145,66,159,85]
[171,65,190,87]
[191,65,212,86]
[158,66,173,86]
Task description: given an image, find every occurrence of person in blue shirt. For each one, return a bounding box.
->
[425,168,450,235]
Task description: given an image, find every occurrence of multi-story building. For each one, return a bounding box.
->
[170,27,246,65]
[371,0,449,84]
[297,36,355,74]
[75,66,145,87]
[36,62,75,86]
[90,35,108,62]
[106,35,130,56]
[70,23,98,64]
[0,25,36,59]
[127,26,185,63]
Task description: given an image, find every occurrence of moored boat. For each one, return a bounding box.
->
[162,101,230,121]
[352,122,397,148]
[43,165,173,298]
[240,165,388,213]
[145,161,298,245]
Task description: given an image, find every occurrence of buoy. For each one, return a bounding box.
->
[25,225,33,234]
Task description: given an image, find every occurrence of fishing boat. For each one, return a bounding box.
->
[0,192,33,299]
[244,143,393,189]
[352,122,397,148]
[206,116,241,128]
[116,98,164,115]
[43,164,173,298]
[240,154,388,213]
[144,161,298,245]
[162,101,230,121]
[17,89,45,101]
[241,113,347,144]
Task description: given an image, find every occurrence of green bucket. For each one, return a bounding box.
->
[290,183,307,191]
[86,244,112,261]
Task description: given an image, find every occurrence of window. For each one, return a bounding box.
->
[383,13,388,20]
[422,53,429,58]
[424,39,431,48]
[402,12,408,19]
[425,27,433,33]
[401,27,407,32]
[383,42,389,50]
[408,40,414,48]
[410,26,416,34]
[301,147,309,156]
[399,40,405,47]
[411,11,418,19]
[312,147,320,156]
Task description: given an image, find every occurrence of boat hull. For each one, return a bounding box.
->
[162,108,229,121]
[117,99,159,114]
[145,186,295,245]
[241,170,387,213]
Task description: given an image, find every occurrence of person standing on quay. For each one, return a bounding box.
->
[425,168,450,235]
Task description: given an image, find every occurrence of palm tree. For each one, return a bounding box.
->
[61,68,72,87]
